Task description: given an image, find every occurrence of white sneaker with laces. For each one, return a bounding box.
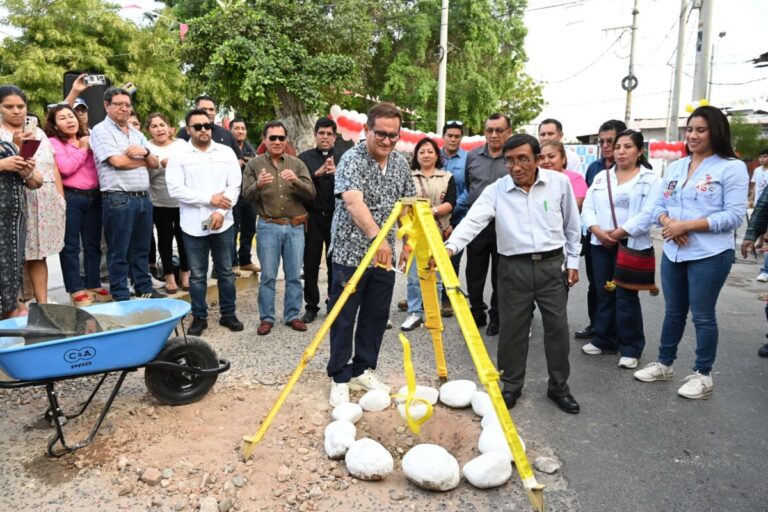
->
[677,372,713,399]
[618,357,638,369]
[401,314,423,331]
[329,381,350,407]
[633,362,674,382]
[757,272,768,282]
[581,343,604,355]
[349,369,390,393]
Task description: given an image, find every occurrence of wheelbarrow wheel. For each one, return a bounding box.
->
[144,336,219,406]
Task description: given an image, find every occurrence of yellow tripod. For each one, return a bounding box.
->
[242,198,545,512]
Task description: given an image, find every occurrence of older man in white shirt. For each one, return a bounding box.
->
[166,108,243,336]
[445,133,582,414]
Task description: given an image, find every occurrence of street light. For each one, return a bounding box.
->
[708,31,727,101]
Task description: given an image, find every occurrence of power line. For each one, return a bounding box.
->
[539,31,626,84]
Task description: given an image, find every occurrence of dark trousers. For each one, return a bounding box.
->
[303,211,332,312]
[153,206,189,274]
[102,194,153,301]
[497,253,571,397]
[232,199,257,266]
[583,238,596,326]
[589,244,646,358]
[183,227,236,319]
[466,224,499,322]
[60,191,102,293]
[327,263,394,383]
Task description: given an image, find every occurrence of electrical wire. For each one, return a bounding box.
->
[539,31,626,84]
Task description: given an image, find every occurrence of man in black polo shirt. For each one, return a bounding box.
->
[299,118,342,323]
[230,117,259,272]
[177,95,243,161]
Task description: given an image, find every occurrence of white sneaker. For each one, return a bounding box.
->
[329,381,350,407]
[349,369,391,393]
[581,343,604,355]
[757,273,768,282]
[618,357,639,369]
[677,372,713,399]
[633,362,674,382]
[386,319,393,329]
[401,314,423,332]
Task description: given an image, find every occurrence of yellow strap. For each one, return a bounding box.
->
[394,334,433,434]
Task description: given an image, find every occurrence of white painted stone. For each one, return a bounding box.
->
[533,456,561,474]
[478,422,525,459]
[438,380,477,408]
[462,452,513,489]
[331,403,363,423]
[323,420,357,459]
[401,444,460,491]
[358,389,391,412]
[396,402,430,422]
[394,385,439,405]
[470,391,493,417]
[344,438,393,481]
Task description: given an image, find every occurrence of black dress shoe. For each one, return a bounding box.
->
[486,322,499,336]
[188,316,208,336]
[574,325,595,339]
[473,314,487,327]
[759,343,768,358]
[219,315,244,332]
[547,390,580,414]
[301,310,317,323]
[502,390,521,409]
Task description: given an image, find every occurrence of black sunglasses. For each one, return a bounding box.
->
[190,123,213,131]
[268,135,287,142]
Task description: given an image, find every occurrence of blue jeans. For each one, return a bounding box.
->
[327,263,394,383]
[60,191,102,293]
[102,193,153,301]
[761,252,768,273]
[590,244,646,358]
[183,227,236,319]
[406,261,443,317]
[657,250,733,374]
[256,219,304,323]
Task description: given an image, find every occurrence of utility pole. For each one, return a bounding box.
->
[708,31,727,102]
[436,0,449,134]
[691,0,714,101]
[669,0,688,141]
[624,0,640,125]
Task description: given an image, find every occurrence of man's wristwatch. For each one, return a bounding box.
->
[144,147,151,159]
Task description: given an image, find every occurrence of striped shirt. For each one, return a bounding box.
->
[90,117,150,192]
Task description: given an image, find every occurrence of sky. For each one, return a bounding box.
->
[523,0,768,138]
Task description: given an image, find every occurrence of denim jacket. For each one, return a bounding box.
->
[582,167,661,250]
[652,154,748,262]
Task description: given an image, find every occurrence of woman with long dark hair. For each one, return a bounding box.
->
[0,84,43,318]
[634,106,748,399]
[146,112,189,293]
[581,130,661,369]
[0,85,65,306]
[45,104,109,306]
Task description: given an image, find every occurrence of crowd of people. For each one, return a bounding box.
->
[0,74,760,410]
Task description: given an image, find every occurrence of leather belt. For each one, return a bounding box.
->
[262,214,308,227]
[102,191,148,198]
[509,247,563,261]
[64,187,100,198]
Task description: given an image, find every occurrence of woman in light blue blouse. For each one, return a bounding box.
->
[634,106,748,399]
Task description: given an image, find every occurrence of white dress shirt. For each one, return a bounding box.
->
[165,140,241,237]
[446,169,582,269]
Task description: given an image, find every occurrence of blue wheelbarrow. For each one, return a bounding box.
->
[0,299,229,457]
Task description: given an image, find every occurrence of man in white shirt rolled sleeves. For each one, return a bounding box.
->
[445,133,582,414]
[166,109,243,336]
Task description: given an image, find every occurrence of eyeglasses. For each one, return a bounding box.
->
[598,138,615,146]
[504,156,533,167]
[372,130,400,142]
[110,101,132,109]
[190,123,213,131]
[484,127,508,135]
[445,120,463,127]
[268,135,287,142]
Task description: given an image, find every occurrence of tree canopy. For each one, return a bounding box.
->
[0,0,187,121]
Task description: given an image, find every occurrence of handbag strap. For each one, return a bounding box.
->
[605,168,618,230]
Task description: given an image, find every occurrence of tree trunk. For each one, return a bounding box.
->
[275,88,317,153]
